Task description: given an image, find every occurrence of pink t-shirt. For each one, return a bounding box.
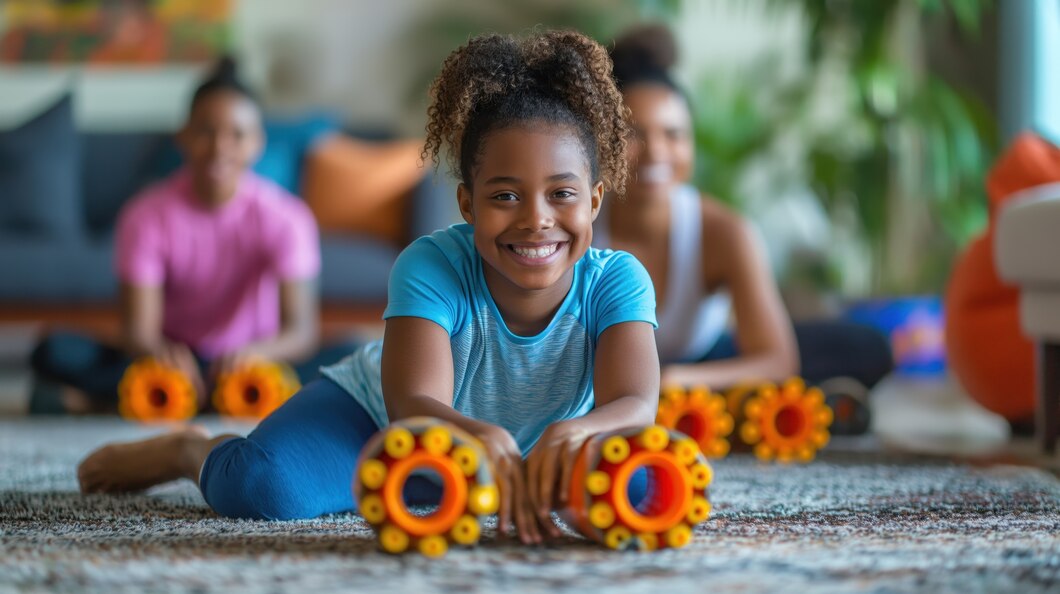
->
[115,169,320,359]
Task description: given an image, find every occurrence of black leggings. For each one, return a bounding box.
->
[29,330,358,410]
[700,320,894,389]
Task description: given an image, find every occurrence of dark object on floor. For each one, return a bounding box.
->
[818,376,872,436]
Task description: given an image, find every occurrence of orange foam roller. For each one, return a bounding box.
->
[213,361,300,419]
[565,425,713,551]
[353,417,496,557]
[727,377,833,463]
[118,358,198,422]
[656,386,734,458]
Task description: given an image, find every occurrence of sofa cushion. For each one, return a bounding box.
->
[0,94,81,239]
[318,233,399,303]
[303,135,425,245]
[0,237,115,303]
[82,132,168,235]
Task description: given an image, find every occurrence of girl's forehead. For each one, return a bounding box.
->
[475,124,592,177]
[626,86,690,122]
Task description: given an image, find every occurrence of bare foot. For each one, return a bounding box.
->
[77,426,211,493]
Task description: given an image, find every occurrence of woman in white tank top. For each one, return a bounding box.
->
[599,26,800,388]
[601,26,895,396]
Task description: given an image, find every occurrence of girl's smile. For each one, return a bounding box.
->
[506,241,567,265]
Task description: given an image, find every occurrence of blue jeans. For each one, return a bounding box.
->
[199,377,649,520]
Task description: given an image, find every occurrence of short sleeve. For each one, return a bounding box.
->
[590,251,658,340]
[271,199,321,281]
[114,198,165,286]
[383,237,465,334]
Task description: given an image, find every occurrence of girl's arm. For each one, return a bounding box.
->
[527,320,660,534]
[213,279,320,374]
[662,202,798,388]
[381,316,543,544]
[121,282,204,396]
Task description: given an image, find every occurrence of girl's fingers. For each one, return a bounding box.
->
[536,452,561,537]
[510,466,541,544]
[525,450,542,512]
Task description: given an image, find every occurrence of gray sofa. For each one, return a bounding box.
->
[0,95,455,307]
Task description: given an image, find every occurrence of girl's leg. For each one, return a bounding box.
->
[79,378,382,521]
[78,426,229,494]
[199,378,379,520]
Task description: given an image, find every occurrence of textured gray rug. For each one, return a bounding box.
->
[1,418,1058,594]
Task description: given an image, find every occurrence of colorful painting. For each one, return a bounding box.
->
[1,0,233,64]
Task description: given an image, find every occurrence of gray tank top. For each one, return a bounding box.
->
[593,184,731,363]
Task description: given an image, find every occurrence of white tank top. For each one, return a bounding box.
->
[593,184,731,363]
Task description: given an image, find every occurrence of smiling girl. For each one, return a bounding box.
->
[77,31,660,545]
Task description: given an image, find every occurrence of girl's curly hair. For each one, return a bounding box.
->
[423,30,632,196]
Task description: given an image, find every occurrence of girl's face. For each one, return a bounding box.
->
[177,90,263,206]
[624,84,694,202]
[458,124,604,297]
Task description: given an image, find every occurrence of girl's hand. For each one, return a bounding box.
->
[471,423,543,545]
[526,420,591,538]
[153,341,205,401]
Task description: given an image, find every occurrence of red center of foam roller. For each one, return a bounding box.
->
[631,464,680,519]
[244,386,260,404]
[775,406,804,438]
[149,388,168,408]
[676,413,707,441]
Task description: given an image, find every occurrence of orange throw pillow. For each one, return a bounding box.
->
[302,135,426,245]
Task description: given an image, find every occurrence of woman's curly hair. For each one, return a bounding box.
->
[423,30,632,196]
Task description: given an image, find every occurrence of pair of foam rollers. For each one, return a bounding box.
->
[657,376,868,463]
[354,418,714,557]
[117,358,300,421]
[354,377,866,556]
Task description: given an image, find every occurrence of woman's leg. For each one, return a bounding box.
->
[792,320,893,388]
[698,321,894,388]
[30,331,132,411]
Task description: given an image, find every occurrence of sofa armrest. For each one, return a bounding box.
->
[995,182,1060,287]
[995,182,1060,341]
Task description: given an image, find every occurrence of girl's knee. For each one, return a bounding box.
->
[200,438,317,520]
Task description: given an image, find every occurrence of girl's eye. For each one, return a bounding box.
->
[553,190,575,200]
[493,192,518,202]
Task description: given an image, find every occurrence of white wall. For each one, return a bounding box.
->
[0,0,804,133]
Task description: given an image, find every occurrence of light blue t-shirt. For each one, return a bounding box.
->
[321,224,657,454]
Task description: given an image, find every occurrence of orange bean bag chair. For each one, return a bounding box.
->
[944,132,1060,421]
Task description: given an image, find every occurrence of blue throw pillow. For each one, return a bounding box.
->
[81,132,168,235]
[0,94,82,239]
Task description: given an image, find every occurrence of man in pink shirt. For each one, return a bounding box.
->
[32,58,330,412]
